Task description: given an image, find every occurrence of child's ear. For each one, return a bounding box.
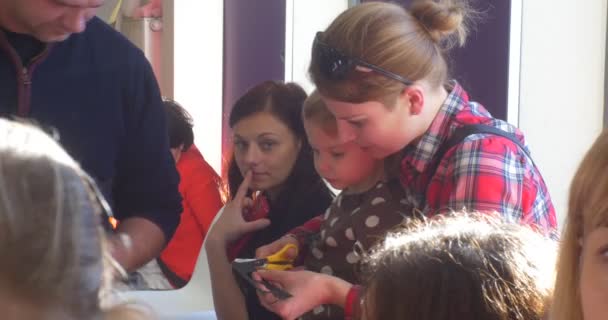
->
[399,86,424,116]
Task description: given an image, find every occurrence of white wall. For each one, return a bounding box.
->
[285,0,349,92]
[518,1,607,225]
[172,0,224,174]
[507,0,522,125]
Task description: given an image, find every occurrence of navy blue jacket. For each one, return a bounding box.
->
[0,18,182,240]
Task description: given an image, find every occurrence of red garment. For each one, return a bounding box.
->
[227,195,270,261]
[159,145,224,286]
[343,285,361,320]
[401,82,556,233]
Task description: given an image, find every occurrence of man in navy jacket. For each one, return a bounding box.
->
[0,0,182,272]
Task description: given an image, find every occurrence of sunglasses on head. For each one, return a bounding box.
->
[312,31,412,86]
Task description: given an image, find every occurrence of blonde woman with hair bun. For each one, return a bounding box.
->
[256,1,557,319]
[0,118,152,320]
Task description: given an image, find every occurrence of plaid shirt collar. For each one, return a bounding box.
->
[402,81,471,174]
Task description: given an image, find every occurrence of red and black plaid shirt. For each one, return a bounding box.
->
[291,82,556,242]
[400,81,557,232]
[290,82,558,318]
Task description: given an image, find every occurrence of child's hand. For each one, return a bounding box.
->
[254,270,353,320]
[256,235,299,259]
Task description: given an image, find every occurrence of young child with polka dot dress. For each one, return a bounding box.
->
[288,91,413,320]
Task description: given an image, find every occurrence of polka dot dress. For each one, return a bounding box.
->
[300,179,414,320]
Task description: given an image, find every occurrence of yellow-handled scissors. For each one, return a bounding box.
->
[232,244,299,299]
[233,243,298,271]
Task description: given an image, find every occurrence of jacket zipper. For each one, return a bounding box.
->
[0,30,52,117]
[19,48,51,116]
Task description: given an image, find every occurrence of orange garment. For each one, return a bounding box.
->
[159,145,224,287]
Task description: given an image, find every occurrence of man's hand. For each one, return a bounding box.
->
[108,217,166,272]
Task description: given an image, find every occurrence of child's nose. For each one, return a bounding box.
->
[315,157,330,176]
[337,120,357,143]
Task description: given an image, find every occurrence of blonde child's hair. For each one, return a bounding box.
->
[302,89,338,137]
[0,119,153,320]
[551,130,608,320]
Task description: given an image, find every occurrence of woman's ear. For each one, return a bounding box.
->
[399,86,424,116]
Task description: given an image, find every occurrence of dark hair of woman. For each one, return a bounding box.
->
[227,80,333,257]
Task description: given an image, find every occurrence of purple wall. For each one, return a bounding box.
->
[222,0,286,174]
[363,0,512,120]
[219,1,516,176]
[449,1,511,121]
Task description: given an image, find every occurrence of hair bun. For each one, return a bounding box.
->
[410,0,470,48]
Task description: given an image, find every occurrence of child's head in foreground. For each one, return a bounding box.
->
[358,212,556,320]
